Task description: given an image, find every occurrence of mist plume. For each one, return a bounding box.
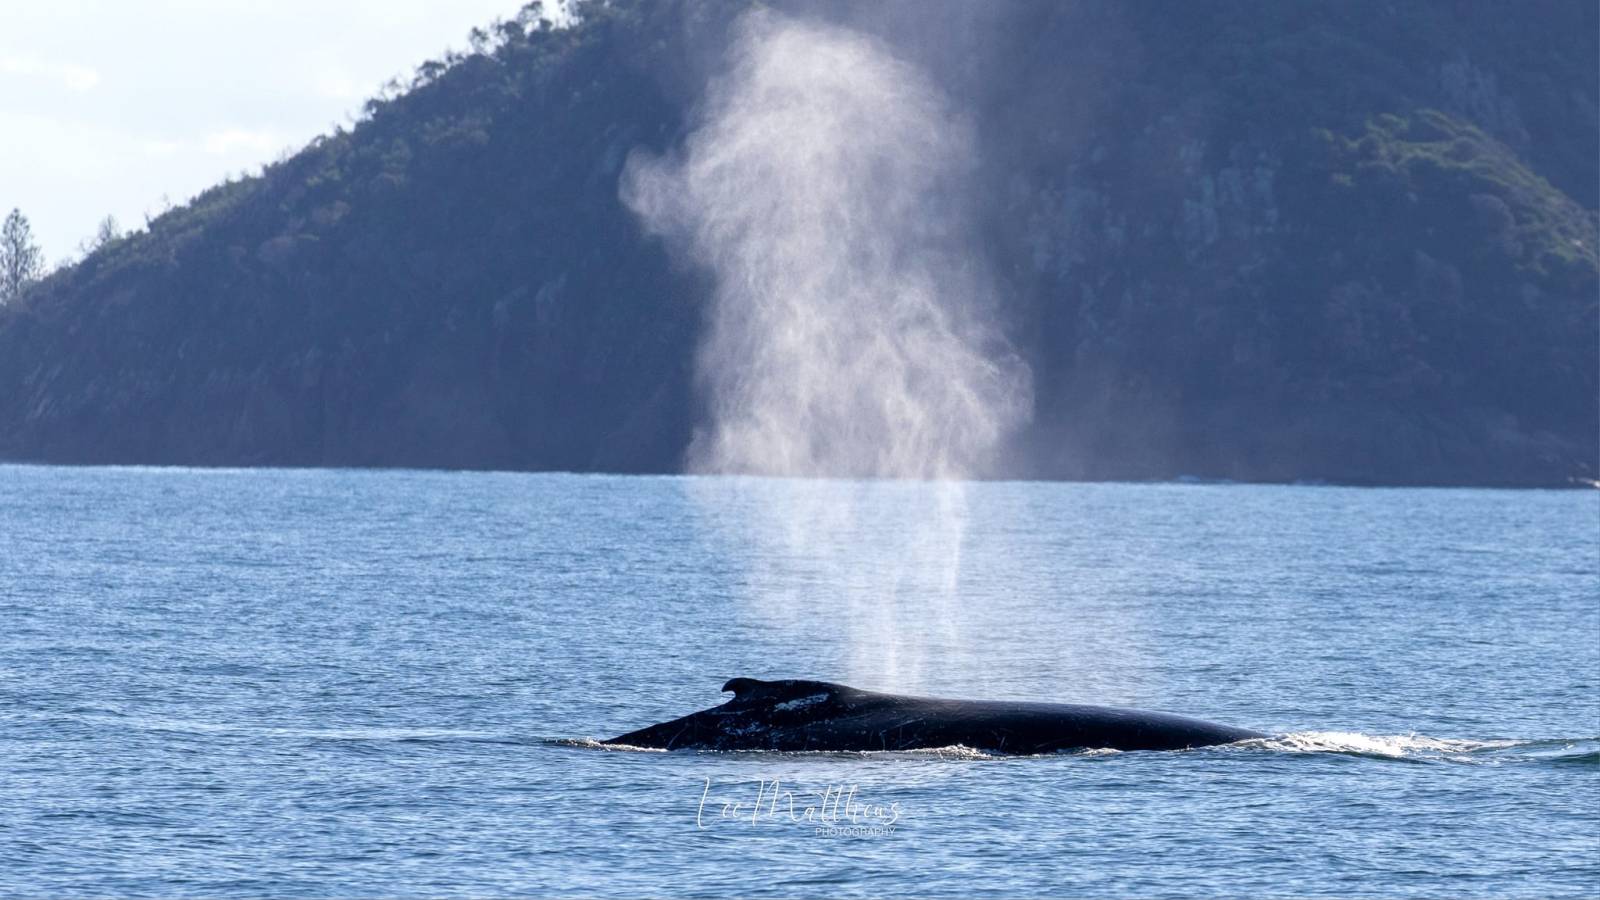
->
[622,11,1029,690]
[623,12,1029,480]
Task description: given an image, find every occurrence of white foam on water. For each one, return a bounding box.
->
[1233,730,1528,760]
[552,738,668,753]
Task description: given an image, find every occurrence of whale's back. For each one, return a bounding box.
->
[604,677,1265,753]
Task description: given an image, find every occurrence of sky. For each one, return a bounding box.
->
[0,0,530,264]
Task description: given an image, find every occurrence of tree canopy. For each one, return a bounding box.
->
[0,209,44,305]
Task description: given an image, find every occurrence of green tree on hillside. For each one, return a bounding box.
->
[76,215,122,257]
[91,215,121,252]
[0,209,44,305]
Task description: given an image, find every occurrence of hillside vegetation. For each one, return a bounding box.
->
[0,0,1594,485]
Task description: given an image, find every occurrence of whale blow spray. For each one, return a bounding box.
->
[623,12,1030,690]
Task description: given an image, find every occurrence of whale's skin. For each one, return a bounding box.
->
[604,678,1266,754]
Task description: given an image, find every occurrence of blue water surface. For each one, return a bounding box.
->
[1,465,1596,897]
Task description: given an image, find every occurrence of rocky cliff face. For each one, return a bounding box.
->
[0,0,1594,485]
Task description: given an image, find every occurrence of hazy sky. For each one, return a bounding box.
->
[1,0,527,263]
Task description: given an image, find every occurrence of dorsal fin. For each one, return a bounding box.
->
[721,677,849,707]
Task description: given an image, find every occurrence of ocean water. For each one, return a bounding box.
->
[2,464,1596,897]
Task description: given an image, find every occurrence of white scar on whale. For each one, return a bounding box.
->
[623,12,1030,691]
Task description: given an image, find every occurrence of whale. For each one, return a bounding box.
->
[604,678,1266,754]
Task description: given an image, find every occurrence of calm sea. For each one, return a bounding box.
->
[2,465,1596,897]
